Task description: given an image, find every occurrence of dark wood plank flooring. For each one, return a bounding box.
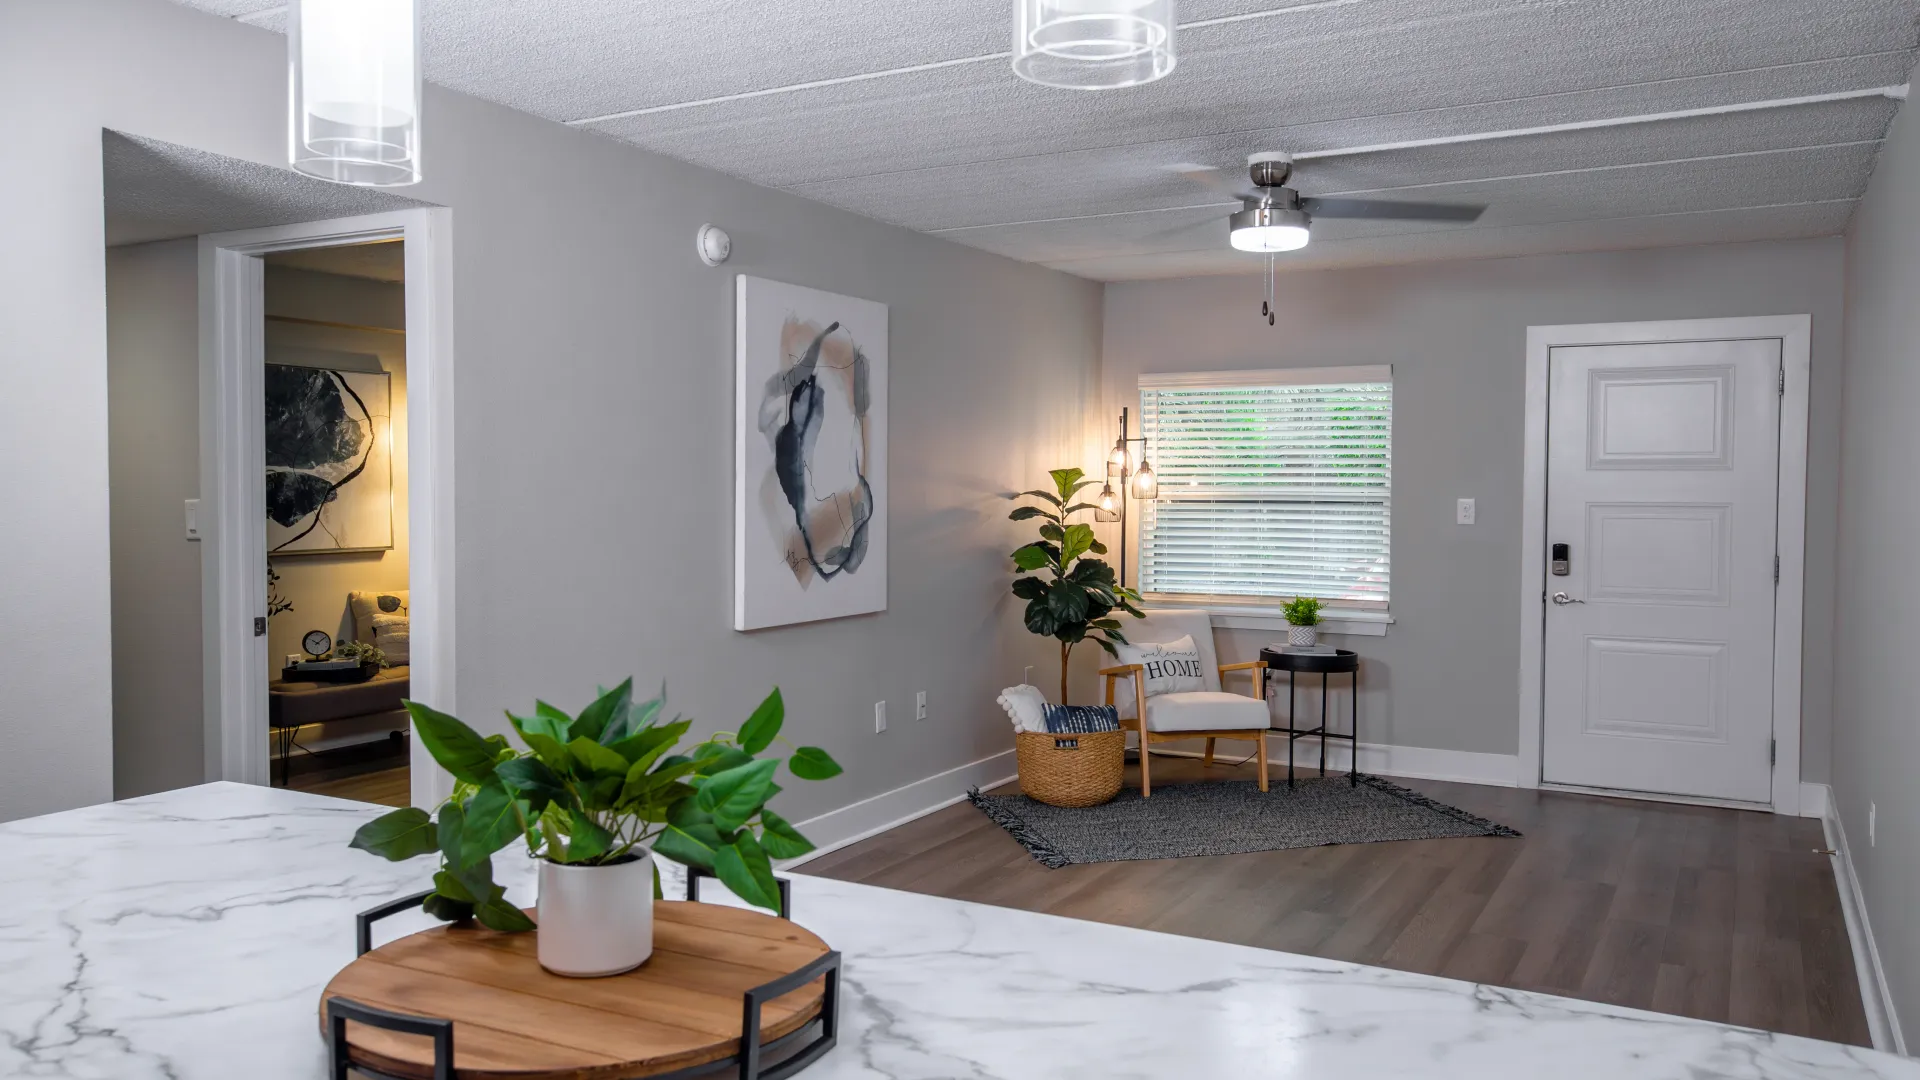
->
[282,737,410,807]
[802,755,1869,1046]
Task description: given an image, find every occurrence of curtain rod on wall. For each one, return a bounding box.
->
[266,314,405,336]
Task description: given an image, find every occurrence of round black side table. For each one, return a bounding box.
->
[1260,647,1360,788]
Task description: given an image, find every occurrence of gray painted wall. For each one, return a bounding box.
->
[1102,239,1846,773]
[107,238,206,799]
[1834,106,1920,1042]
[1,0,1100,822]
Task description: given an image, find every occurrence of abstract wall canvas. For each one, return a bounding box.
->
[735,276,888,630]
[265,362,394,554]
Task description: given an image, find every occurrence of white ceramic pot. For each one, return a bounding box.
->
[1288,624,1318,648]
[537,850,654,977]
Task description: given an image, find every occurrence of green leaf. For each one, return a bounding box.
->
[349,807,438,861]
[459,781,527,870]
[620,755,698,805]
[1062,502,1102,516]
[606,718,691,770]
[437,800,466,863]
[1008,505,1058,523]
[540,813,572,862]
[1010,576,1047,601]
[737,689,784,755]
[520,732,574,774]
[1068,558,1116,586]
[1038,523,1065,543]
[1011,544,1053,572]
[510,708,571,746]
[493,757,563,812]
[654,800,724,870]
[1047,580,1090,623]
[420,891,475,923]
[405,700,502,785]
[570,678,632,743]
[691,743,754,776]
[474,893,537,932]
[757,808,816,860]
[1017,488,1063,506]
[598,684,664,746]
[714,832,782,912]
[788,746,843,781]
[1087,539,1109,555]
[1058,523,1096,566]
[566,809,615,862]
[568,736,631,778]
[1048,467,1086,501]
[697,758,779,832]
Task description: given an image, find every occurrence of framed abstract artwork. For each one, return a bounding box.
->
[734,276,888,630]
[265,361,394,554]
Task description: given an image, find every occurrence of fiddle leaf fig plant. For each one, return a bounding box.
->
[349,680,842,926]
[1009,467,1145,704]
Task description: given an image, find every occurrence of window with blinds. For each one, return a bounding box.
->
[1136,367,1391,608]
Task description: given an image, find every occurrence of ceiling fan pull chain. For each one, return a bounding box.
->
[1265,255,1276,325]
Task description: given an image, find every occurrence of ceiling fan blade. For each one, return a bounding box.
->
[1165,163,1259,202]
[1299,197,1485,222]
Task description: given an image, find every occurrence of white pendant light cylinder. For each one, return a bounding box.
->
[291,0,422,187]
[1013,0,1176,90]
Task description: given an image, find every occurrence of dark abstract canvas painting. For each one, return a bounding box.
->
[265,362,393,554]
[735,276,888,630]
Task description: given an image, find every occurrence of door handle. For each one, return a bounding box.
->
[1550,592,1585,605]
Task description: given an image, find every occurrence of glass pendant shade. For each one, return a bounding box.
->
[1129,460,1158,499]
[291,0,422,187]
[1013,0,1176,90]
[1094,483,1120,522]
[1107,438,1129,475]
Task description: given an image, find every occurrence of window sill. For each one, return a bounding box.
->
[1206,607,1392,638]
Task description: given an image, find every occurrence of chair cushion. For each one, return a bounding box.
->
[1142,691,1270,733]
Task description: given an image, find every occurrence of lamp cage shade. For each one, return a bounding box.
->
[291,0,422,187]
[1129,460,1158,499]
[1013,0,1176,90]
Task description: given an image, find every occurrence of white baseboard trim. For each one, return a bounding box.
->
[1818,783,1906,1055]
[1798,781,1829,819]
[1147,738,1518,788]
[780,750,1016,870]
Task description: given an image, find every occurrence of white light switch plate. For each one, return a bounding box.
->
[1456,498,1476,525]
[874,701,887,733]
[184,498,202,540]
[916,691,928,720]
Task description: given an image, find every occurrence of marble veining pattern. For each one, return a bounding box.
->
[0,783,1911,1079]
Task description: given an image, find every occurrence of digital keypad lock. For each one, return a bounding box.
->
[1551,542,1570,576]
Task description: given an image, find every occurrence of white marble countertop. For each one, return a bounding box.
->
[0,782,1910,1079]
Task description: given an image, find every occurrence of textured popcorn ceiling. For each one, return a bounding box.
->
[175,0,1920,280]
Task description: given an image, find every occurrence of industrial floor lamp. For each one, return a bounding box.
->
[1095,407,1157,587]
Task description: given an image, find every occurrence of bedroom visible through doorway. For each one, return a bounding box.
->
[262,240,411,806]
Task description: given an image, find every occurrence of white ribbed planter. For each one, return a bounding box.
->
[537,850,654,977]
[1288,624,1318,648]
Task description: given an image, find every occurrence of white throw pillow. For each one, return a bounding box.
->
[996,684,1051,734]
[1114,635,1205,698]
[371,613,410,666]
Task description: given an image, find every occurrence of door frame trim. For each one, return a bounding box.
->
[1517,315,1811,814]
[198,208,455,811]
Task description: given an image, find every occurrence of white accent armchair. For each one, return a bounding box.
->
[1100,609,1269,797]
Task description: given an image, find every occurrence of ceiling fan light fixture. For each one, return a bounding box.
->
[1229,206,1311,252]
[1013,0,1176,90]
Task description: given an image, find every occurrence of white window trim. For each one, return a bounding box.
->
[1135,365,1393,631]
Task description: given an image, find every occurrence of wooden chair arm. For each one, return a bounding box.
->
[1099,664,1144,679]
[1218,661,1267,673]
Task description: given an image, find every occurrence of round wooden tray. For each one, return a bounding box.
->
[321,900,834,1080]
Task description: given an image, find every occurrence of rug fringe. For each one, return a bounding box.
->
[966,786,1072,869]
[1356,774,1523,838]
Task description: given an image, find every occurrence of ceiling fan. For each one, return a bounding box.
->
[1172,152,1487,323]
[1187,152,1488,253]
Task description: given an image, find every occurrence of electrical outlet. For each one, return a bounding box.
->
[1456,498,1476,525]
[184,498,202,540]
[874,701,887,733]
[916,691,928,720]
[1870,802,1877,847]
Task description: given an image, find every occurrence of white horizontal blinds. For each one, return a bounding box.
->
[1137,369,1391,606]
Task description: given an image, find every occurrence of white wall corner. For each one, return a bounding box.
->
[1821,790,1907,1055]
[1798,781,1829,819]
[780,750,1016,869]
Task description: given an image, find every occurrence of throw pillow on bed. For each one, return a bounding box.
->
[349,590,409,644]
[1113,634,1205,697]
[371,613,410,666]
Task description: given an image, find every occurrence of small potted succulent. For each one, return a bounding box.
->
[348,679,841,977]
[1282,596,1323,648]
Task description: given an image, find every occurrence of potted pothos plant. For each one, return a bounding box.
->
[348,680,842,977]
[1009,467,1145,704]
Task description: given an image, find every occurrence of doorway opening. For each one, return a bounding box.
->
[263,240,412,806]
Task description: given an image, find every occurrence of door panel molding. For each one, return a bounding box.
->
[1518,315,1810,814]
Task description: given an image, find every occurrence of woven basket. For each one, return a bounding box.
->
[1015,729,1125,808]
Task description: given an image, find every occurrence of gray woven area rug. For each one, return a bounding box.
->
[967,774,1520,868]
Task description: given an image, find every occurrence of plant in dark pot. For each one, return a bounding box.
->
[1009,467,1145,704]
[348,680,842,977]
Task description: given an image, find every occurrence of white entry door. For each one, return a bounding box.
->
[1542,338,1781,803]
